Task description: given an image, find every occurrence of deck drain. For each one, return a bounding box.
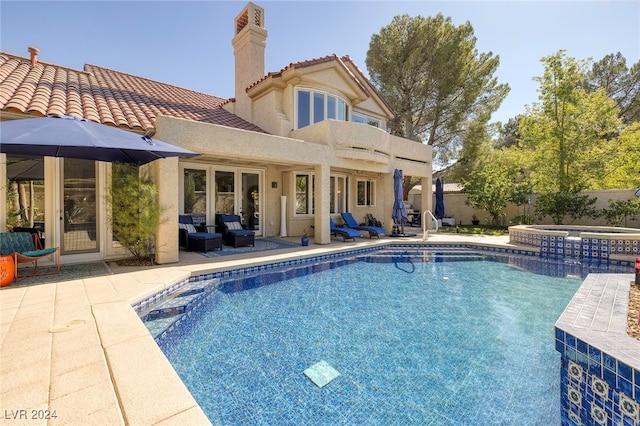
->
[304,360,340,388]
[50,319,86,333]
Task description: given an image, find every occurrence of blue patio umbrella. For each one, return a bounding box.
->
[435,178,445,219]
[0,115,199,165]
[392,169,408,234]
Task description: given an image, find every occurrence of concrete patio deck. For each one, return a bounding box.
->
[1,232,513,425]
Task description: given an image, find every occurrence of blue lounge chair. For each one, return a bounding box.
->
[340,212,386,239]
[178,215,223,252]
[329,218,362,241]
[216,214,255,247]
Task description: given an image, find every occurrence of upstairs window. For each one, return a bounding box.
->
[297,89,347,129]
[352,112,381,128]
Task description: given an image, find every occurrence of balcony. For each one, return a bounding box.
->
[291,120,430,167]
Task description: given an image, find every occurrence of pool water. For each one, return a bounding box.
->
[146,249,622,425]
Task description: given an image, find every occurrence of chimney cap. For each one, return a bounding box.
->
[28,46,39,67]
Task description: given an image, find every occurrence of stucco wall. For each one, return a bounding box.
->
[409,187,640,227]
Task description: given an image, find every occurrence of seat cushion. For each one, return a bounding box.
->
[188,232,222,240]
[228,229,254,236]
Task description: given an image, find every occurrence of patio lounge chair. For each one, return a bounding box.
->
[0,231,60,280]
[215,214,255,248]
[329,218,362,242]
[178,215,223,252]
[340,212,386,239]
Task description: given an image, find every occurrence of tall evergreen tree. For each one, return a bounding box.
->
[366,13,509,167]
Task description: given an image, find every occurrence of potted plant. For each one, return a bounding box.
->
[471,214,480,226]
[301,229,309,246]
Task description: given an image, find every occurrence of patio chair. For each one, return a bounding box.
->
[0,231,60,280]
[12,226,44,249]
[178,215,223,252]
[329,218,362,242]
[215,214,255,248]
[340,212,386,239]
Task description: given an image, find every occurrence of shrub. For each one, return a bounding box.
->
[107,164,164,263]
[600,198,640,227]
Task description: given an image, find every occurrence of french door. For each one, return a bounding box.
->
[61,158,98,253]
[214,170,261,234]
[182,165,262,235]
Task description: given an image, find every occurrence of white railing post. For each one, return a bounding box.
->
[422,210,438,241]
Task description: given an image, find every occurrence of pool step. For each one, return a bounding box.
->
[144,287,205,320]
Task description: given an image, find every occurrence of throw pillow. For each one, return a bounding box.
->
[227,221,242,230]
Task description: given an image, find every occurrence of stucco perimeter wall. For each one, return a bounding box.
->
[409,189,640,227]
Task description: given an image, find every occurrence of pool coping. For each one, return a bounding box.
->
[1,234,636,425]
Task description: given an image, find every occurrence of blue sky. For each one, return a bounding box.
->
[1,1,638,124]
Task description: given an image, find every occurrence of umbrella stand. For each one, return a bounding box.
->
[390,169,416,238]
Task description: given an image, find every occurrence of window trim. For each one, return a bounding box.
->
[330,175,348,214]
[295,88,348,130]
[293,173,349,216]
[352,111,381,128]
[356,178,376,207]
[294,173,314,216]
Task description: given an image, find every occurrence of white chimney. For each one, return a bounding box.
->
[231,2,267,122]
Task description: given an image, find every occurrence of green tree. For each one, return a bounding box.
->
[600,122,640,189]
[516,51,623,223]
[520,51,621,192]
[108,163,163,263]
[462,150,531,226]
[494,116,521,149]
[444,119,494,183]
[366,13,509,169]
[582,52,640,125]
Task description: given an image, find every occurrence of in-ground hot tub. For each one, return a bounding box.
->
[509,225,640,261]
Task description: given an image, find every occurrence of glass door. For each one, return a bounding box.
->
[241,172,260,233]
[62,158,98,253]
[183,168,207,215]
[5,155,46,245]
[214,171,235,215]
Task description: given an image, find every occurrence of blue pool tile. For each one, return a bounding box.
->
[603,353,617,372]
[577,339,588,354]
[603,367,617,389]
[589,361,602,377]
[619,377,632,396]
[618,361,632,381]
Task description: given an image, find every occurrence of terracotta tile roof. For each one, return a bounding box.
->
[0,52,266,133]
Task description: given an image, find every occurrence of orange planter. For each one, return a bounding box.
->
[0,255,15,287]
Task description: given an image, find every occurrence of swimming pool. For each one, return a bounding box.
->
[142,247,631,425]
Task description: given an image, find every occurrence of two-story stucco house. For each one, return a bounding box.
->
[0,2,432,265]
